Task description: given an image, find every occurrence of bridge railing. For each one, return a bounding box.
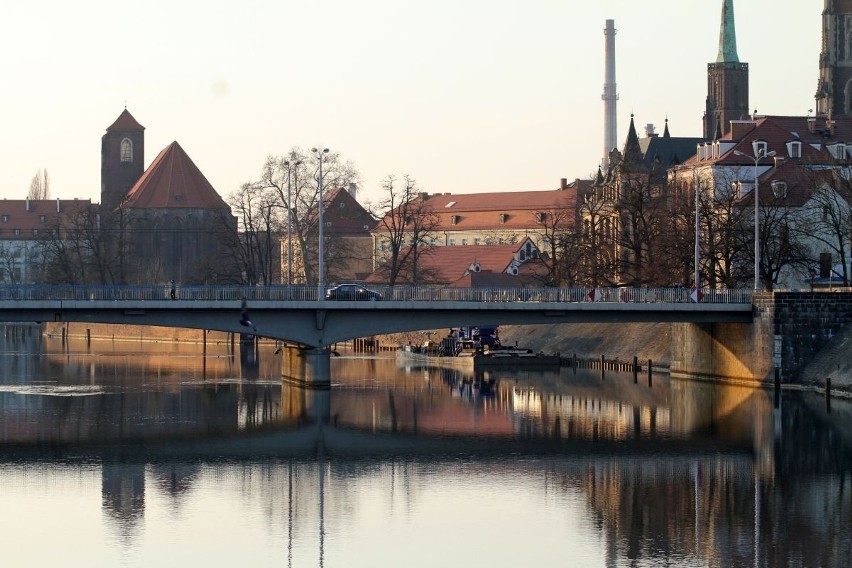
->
[0,284,754,304]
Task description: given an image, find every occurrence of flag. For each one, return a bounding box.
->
[690,284,703,303]
[588,289,600,302]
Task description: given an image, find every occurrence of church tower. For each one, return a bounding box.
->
[704,0,749,139]
[816,0,852,118]
[101,109,145,210]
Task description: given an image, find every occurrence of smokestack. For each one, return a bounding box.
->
[602,19,618,169]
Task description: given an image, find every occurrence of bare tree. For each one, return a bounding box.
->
[225,182,283,285]
[258,148,359,284]
[371,175,439,285]
[28,169,50,200]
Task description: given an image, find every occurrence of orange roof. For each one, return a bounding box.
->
[0,199,92,240]
[374,188,579,233]
[367,241,533,285]
[124,142,228,209]
[106,109,144,132]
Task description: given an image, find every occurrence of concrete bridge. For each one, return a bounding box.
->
[0,284,753,348]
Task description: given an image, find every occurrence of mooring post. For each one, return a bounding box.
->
[774,368,781,409]
[826,377,832,414]
[633,356,638,384]
[647,359,653,387]
[600,354,605,381]
[86,328,91,347]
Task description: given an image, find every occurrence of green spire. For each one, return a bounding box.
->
[716,0,739,63]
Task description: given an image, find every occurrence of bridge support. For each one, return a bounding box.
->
[670,319,773,383]
[281,346,331,388]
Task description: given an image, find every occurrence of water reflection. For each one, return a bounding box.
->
[0,328,850,567]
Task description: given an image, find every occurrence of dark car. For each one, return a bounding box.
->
[326,284,382,301]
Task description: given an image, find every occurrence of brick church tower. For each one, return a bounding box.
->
[704,0,749,140]
[816,0,852,118]
[101,108,145,210]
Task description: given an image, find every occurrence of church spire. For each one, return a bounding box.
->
[716,0,739,63]
[622,114,643,165]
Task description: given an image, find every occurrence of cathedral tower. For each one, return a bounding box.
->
[704,0,749,139]
[816,0,852,118]
[101,109,145,210]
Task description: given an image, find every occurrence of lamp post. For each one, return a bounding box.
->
[312,147,329,300]
[734,141,776,291]
[693,168,700,290]
[283,159,302,287]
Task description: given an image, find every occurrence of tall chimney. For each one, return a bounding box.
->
[602,19,618,169]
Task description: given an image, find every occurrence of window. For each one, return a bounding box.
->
[473,238,480,245]
[32,229,38,236]
[39,215,46,223]
[120,138,133,162]
[1,215,7,223]
[536,212,546,223]
[786,140,802,158]
[13,229,20,236]
[461,239,467,246]
[451,215,460,225]
[499,213,508,224]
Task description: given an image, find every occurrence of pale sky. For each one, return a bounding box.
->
[0,1,822,207]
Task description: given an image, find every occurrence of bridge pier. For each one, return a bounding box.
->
[670,321,773,383]
[281,346,331,388]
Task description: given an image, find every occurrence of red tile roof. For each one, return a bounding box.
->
[322,187,378,235]
[106,109,144,132]
[123,142,228,209]
[0,199,93,240]
[374,187,580,233]
[367,241,533,285]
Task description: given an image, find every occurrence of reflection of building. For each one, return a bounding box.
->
[102,463,146,541]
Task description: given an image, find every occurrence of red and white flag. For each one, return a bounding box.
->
[690,283,703,303]
[588,289,599,302]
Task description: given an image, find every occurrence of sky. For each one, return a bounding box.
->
[0,1,823,208]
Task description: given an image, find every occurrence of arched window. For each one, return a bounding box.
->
[120,138,133,162]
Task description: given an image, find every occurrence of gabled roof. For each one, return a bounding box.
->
[106,109,144,132]
[322,187,378,235]
[123,142,228,209]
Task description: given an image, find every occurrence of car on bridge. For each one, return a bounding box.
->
[326,284,382,301]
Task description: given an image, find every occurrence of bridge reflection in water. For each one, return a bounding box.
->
[0,332,849,567]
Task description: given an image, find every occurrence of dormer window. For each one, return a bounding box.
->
[499,213,509,224]
[829,142,846,160]
[120,138,133,162]
[771,181,788,199]
[451,215,460,225]
[752,140,769,157]
[536,212,546,223]
[786,140,802,158]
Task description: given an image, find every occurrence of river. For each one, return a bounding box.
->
[0,327,849,567]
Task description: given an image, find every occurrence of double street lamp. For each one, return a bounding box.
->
[312,147,330,300]
[734,140,776,291]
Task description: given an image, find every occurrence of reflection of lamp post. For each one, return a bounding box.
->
[312,147,330,300]
[734,141,776,290]
[283,159,302,287]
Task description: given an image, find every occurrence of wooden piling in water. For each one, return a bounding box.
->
[826,377,832,414]
[647,359,653,387]
[600,355,605,381]
[633,356,638,384]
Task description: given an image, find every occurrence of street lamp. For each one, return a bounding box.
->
[693,168,700,291]
[312,147,330,300]
[283,159,302,287]
[734,140,776,291]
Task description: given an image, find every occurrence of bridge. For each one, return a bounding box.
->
[0,284,753,347]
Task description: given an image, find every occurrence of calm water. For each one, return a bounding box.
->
[0,328,850,567]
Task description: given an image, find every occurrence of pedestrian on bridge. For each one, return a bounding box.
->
[170,280,176,300]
